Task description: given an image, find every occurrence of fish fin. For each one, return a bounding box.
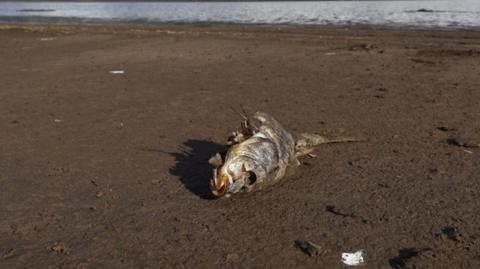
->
[227,131,244,145]
[253,112,276,124]
[240,108,258,137]
[227,109,258,146]
[208,153,223,168]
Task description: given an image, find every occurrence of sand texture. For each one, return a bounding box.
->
[1,24,480,268]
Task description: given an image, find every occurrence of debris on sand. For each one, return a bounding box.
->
[389,248,432,269]
[2,248,17,260]
[410,58,435,65]
[442,226,460,241]
[95,191,104,198]
[47,166,69,177]
[295,240,325,257]
[349,43,377,51]
[446,136,479,148]
[436,126,456,132]
[342,250,366,266]
[48,243,70,255]
[90,179,98,187]
[325,205,370,224]
[209,111,363,197]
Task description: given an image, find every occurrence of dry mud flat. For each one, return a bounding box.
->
[0,24,480,268]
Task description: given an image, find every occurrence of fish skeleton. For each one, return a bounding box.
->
[209,112,360,197]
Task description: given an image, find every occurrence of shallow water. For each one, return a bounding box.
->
[1,1,480,29]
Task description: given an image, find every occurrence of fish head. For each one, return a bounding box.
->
[210,159,257,197]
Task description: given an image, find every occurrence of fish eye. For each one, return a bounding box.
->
[246,171,257,185]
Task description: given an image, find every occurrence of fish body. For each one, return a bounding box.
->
[209,111,361,197]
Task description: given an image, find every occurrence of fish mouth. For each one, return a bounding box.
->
[211,175,229,197]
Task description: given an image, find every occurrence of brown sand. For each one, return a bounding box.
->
[1,24,479,268]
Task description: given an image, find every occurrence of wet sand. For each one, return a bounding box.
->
[1,24,479,268]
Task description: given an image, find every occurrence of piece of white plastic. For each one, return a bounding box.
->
[109,70,125,74]
[341,250,366,266]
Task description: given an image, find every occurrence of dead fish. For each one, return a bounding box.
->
[209,112,361,197]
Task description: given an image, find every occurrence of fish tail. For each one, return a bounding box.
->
[295,133,365,157]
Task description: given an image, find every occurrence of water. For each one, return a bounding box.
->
[1,1,479,29]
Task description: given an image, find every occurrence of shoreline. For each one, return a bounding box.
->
[2,22,480,37]
[2,19,480,33]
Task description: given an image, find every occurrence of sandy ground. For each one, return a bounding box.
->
[0,24,479,268]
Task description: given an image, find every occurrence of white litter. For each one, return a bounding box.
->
[39,37,55,41]
[325,52,336,56]
[342,250,366,266]
[109,70,125,74]
[54,119,62,123]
